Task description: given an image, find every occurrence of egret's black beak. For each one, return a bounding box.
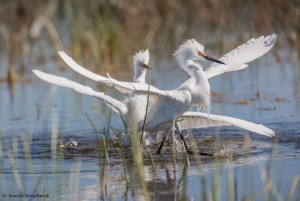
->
[204,55,226,65]
[141,63,151,70]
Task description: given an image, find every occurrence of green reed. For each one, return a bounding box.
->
[140,67,151,145]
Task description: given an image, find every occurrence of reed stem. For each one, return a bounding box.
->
[140,68,151,145]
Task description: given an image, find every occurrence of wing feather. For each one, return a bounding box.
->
[58,51,167,97]
[180,111,275,137]
[107,74,167,96]
[205,34,278,79]
[32,70,127,114]
[58,51,112,84]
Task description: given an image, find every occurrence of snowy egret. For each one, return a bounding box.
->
[103,34,278,153]
[33,34,277,154]
[33,61,274,154]
[33,58,213,140]
[33,66,275,154]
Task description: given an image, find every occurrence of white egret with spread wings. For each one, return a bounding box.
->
[33,34,277,154]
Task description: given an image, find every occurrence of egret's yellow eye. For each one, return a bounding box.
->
[198,51,206,57]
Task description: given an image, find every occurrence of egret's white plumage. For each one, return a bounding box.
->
[33,34,278,151]
[32,69,274,137]
[32,70,127,114]
[180,112,274,136]
[58,49,150,86]
[70,34,277,95]
[33,58,210,133]
[173,39,205,67]
[204,34,278,79]
[58,50,166,95]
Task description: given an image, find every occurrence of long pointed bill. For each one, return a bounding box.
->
[204,55,226,65]
[141,63,151,70]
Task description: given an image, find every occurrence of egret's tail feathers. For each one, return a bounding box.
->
[32,70,127,114]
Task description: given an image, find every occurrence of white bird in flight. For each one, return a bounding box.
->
[33,34,277,154]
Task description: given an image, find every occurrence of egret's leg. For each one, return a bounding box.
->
[156,136,166,154]
[175,123,193,154]
[156,128,172,154]
[175,123,213,156]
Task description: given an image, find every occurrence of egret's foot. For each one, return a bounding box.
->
[180,134,214,156]
[198,152,214,156]
[185,147,194,154]
[185,146,214,156]
[157,149,161,154]
[157,133,214,156]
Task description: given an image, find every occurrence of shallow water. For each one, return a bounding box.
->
[1,47,300,200]
[1,126,300,200]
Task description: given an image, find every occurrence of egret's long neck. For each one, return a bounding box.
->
[133,67,147,83]
[175,51,190,68]
[194,68,211,112]
[181,61,211,112]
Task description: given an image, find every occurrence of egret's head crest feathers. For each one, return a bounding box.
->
[133,49,150,66]
[173,39,205,67]
[133,49,150,83]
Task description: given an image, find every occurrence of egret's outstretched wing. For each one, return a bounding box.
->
[180,111,275,137]
[58,51,112,84]
[205,34,278,79]
[107,74,167,96]
[32,70,127,114]
[58,51,165,96]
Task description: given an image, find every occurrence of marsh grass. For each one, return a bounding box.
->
[140,68,151,145]
[172,118,177,166]
[85,113,110,163]
[146,148,158,181]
